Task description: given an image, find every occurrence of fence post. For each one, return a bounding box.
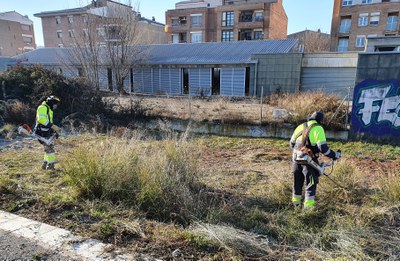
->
[345,86,351,130]
[260,86,264,125]
[188,86,192,120]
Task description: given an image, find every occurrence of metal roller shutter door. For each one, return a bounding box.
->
[220,68,246,97]
[160,68,182,95]
[301,68,356,98]
[133,69,144,93]
[98,68,109,91]
[133,68,153,93]
[189,68,212,96]
[152,68,161,94]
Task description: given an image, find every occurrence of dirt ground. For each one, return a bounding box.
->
[111,95,278,125]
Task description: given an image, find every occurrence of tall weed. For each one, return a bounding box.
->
[62,135,209,224]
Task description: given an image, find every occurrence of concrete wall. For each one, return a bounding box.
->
[350,53,400,144]
[252,53,302,96]
[301,52,358,98]
[356,52,400,83]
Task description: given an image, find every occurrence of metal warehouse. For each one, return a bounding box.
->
[11,40,299,97]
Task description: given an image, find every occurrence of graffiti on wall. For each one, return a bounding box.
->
[352,79,400,138]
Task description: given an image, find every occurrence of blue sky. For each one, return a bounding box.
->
[0,0,334,47]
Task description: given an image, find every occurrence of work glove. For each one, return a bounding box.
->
[334,150,341,160]
[51,125,61,132]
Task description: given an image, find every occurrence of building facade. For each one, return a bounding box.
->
[34,0,166,48]
[0,11,36,56]
[165,0,287,43]
[287,30,331,53]
[331,0,400,52]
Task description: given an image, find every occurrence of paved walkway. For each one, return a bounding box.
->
[0,210,135,260]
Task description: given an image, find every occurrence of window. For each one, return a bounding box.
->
[191,14,202,26]
[171,34,179,43]
[56,16,61,24]
[171,17,179,26]
[362,0,372,4]
[254,11,263,22]
[83,28,89,37]
[356,35,365,47]
[387,14,398,31]
[240,11,253,22]
[358,14,368,26]
[68,16,74,24]
[222,11,234,27]
[370,13,380,26]
[338,38,349,51]
[222,30,233,41]
[21,24,31,31]
[57,30,63,38]
[68,30,75,38]
[191,32,202,43]
[342,0,352,6]
[254,30,264,40]
[58,44,64,48]
[105,25,121,40]
[82,15,88,24]
[339,18,351,33]
[97,28,106,38]
[179,16,187,25]
[22,36,32,44]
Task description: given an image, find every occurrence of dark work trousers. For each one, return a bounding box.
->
[292,161,319,202]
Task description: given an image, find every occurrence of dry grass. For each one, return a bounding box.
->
[110,91,349,129]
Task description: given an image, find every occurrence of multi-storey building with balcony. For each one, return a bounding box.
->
[165,0,287,43]
[331,0,400,52]
[34,0,166,48]
[0,11,36,56]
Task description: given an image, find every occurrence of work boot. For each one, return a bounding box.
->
[41,161,48,170]
[46,163,55,170]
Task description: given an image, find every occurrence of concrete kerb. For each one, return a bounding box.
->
[0,210,135,260]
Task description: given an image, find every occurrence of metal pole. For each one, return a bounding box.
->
[260,86,263,125]
[188,86,192,120]
[345,86,351,130]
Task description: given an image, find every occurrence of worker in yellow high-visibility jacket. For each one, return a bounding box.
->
[290,111,341,209]
[34,95,61,170]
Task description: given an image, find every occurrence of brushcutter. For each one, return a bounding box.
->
[295,150,341,176]
[17,124,57,146]
[295,149,346,188]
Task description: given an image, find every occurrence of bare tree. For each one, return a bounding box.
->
[102,1,147,94]
[63,0,150,94]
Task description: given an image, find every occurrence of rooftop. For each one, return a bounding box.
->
[0,11,33,25]
[13,39,298,66]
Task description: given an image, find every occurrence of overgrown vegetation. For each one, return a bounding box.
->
[0,65,148,131]
[266,90,348,130]
[1,132,398,259]
[0,65,396,259]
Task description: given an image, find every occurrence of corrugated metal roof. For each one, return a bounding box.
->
[13,40,298,66]
[145,40,298,65]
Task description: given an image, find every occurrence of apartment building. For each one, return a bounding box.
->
[165,0,287,43]
[34,0,166,48]
[331,0,400,52]
[0,11,36,56]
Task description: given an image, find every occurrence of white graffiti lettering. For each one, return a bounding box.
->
[357,84,400,127]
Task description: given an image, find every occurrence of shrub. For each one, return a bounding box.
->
[0,65,105,123]
[1,100,35,125]
[266,91,348,130]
